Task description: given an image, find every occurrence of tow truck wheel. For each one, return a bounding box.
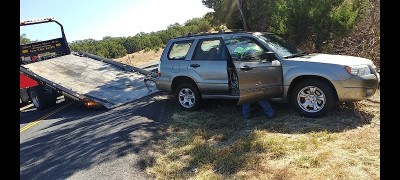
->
[29,85,57,110]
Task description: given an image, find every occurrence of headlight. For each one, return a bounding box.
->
[345,65,371,76]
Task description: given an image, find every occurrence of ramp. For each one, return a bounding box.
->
[21,53,159,109]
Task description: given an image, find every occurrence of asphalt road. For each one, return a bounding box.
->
[20,92,172,180]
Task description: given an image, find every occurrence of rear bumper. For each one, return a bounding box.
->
[155,77,171,93]
[334,73,379,102]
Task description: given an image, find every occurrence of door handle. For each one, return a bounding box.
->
[240,65,253,71]
[190,64,200,68]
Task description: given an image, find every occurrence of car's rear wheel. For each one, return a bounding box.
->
[291,79,335,117]
[176,83,201,111]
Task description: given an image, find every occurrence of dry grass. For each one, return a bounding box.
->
[113,49,162,67]
[147,90,380,179]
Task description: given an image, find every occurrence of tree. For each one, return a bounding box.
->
[185,17,212,33]
[202,0,243,29]
[270,0,368,52]
[20,34,31,44]
[102,36,112,40]
[69,38,126,58]
[202,0,277,31]
[69,15,214,59]
[235,0,249,31]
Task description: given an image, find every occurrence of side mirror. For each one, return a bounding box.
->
[262,52,275,61]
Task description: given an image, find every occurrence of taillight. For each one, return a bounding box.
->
[158,73,161,77]
[84,101,103,108]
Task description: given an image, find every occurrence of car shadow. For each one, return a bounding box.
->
[199,98,376,134]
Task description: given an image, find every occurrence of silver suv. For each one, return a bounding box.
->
[155,32,379,117]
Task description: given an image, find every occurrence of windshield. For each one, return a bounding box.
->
[256,33,303,58]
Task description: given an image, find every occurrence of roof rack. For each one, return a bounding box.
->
[173,30,251,39]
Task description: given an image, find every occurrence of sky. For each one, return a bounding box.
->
[20,0,214,42]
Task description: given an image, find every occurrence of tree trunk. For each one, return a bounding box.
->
[235,0,249,31]
[315,37,323,53]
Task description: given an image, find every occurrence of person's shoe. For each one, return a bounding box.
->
[266,113,275,119]
[243,115,251,119]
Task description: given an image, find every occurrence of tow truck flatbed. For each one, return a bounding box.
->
[20,52,158,109]
[20,17,159,109]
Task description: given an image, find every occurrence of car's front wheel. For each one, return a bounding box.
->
[291,79,335,118]
[175,83,201,111]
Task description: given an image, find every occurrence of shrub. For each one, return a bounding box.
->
[270,0,368,52]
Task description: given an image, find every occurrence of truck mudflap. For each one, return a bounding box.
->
[21,52,159,109]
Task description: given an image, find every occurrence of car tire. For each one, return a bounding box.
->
[291,79,335,118]
[175,83,201,111]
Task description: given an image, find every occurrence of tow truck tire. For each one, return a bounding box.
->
[175,83,201,111]
[29,85,57,110]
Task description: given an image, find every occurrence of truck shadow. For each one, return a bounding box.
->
[20,92,172,180]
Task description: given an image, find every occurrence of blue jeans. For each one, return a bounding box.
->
[242,100,274,118]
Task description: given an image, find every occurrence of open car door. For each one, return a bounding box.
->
[223,35,283,104]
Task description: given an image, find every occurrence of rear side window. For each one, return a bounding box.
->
[192,38,226,60]
[168,40,194,60]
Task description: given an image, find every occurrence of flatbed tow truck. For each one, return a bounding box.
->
[20,17,158,109]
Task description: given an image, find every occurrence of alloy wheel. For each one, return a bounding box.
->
[297,86,326,113]
[178,88,196,108]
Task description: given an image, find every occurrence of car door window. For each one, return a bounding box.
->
[168,40,194,60]
[223,36,267,61]
[192,38,226,60]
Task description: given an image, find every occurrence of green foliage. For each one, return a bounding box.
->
[69,16,213,59]
[202,0,276,31]
[203,0,368,52]
[69,38,126,58]
[180,17,212,35]
[329,0,368,36]
[20,34,31,45]
[144,47,151,53]
[270,0,368,52]
[202,0,243,29]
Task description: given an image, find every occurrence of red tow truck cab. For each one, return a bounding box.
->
[20,73,38,104]
[20,54,41,105]
[20,73,37,89]
[20,54,40,89]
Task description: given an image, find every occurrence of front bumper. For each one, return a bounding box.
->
[334,73,380,102]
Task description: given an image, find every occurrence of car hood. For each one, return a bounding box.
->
[286,53,373,66]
